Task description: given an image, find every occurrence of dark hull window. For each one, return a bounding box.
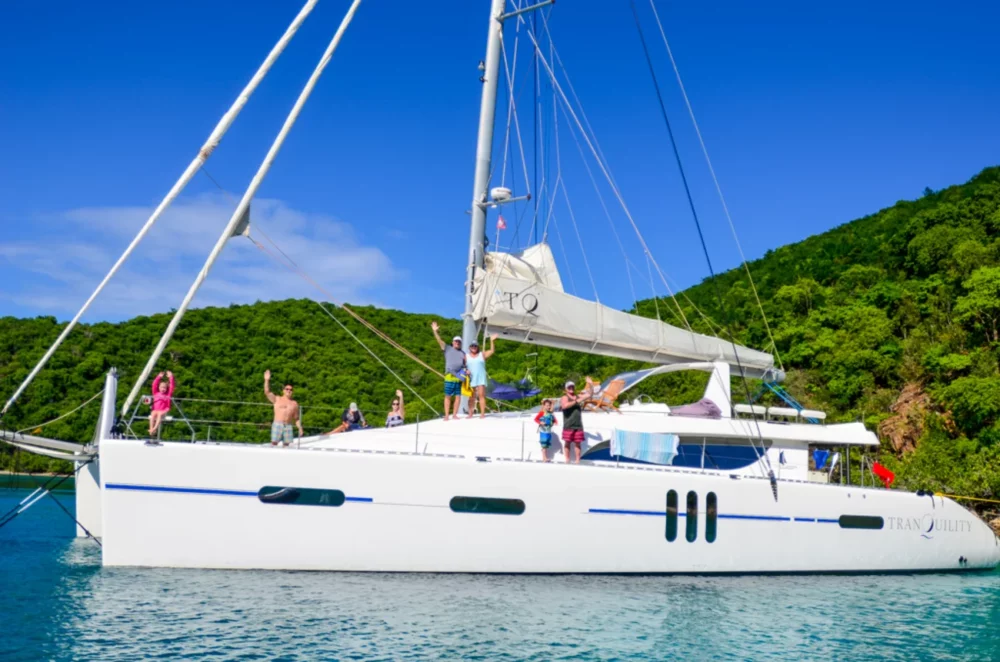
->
[706,492,718,543]
[450,496,525,515]
[839,515,884,530]
[686,491,698,542]
[258,486,345,507]
[666,490,678,542]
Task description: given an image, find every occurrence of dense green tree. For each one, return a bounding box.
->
[954,266,1000,344]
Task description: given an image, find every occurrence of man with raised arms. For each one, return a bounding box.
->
[264,369,303,446]
[431,321,466,421]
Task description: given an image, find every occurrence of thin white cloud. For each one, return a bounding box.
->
[1,193,401,320]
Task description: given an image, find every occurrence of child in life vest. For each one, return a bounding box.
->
[533,399,555,462]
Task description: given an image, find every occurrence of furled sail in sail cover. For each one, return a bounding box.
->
[471,243,782,381]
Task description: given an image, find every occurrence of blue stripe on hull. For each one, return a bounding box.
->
[589,508,841,522]
[105,483,372,502]
[104,484,836,522]
[106,483,256,497]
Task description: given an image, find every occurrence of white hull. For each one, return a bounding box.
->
[95,438,1000,573]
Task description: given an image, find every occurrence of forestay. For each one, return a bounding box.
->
[472,243,781,380]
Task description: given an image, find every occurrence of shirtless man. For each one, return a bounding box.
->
[264,369,303,446]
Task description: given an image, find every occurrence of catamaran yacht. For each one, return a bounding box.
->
[3,0,998,572]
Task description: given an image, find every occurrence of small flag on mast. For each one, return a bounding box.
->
[497,215,507,230]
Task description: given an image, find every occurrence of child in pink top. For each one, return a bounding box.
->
[149,371,175,436]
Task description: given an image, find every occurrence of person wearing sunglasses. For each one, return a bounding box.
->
[264,369,303,446]
[386,389,405,428]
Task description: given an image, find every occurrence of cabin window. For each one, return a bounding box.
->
[665,490,678,542]
[450,496,525,515]
[686,491,698,542]
[706,492,718,543]
[257,486,345,507]
[838,515,884,530]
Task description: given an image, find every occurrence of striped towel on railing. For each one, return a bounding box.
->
[610,429,680,465]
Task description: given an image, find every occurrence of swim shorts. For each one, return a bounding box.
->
[271,422,293,445]
[561,428,585,444]
[539,431,552,448]
[444,378,462,396]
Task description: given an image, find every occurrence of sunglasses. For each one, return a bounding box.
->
[392,401,399,406]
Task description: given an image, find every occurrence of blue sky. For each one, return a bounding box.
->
[1,0,997,322]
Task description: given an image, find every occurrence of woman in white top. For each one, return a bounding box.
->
[466,334,497,419]
[385,389,405,428]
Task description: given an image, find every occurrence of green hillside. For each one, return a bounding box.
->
[3,166,1000,505]
[636,165,1000,499]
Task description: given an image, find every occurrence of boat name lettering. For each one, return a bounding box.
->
[887,515,972,534]
[496,290,539,316]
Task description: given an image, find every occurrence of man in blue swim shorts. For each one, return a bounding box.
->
[431,321,466,421]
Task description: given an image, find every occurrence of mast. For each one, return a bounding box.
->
[120,0,364,417]
[461,0,507,348]
[462,1,553,348]
[0,0,321,418]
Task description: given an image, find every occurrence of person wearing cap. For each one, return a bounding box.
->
[431,321,466,421]
[328,401,369,434]
[560,380,585,463]
[465,333,498,418]
[343,402,368,430]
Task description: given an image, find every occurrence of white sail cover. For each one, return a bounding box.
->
[472,244,780,380]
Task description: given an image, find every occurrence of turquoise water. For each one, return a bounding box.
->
[2,488,1000,661]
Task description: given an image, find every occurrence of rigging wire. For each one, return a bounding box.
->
[646,0,783,368]
[531,4,540,243]
[14,389,104,435]
[47,491,102,547]
[0,0,322,422]
[557,102,643,318]
[522,24,699,336]
[120,0,365,419]
[627,0,777,499]
[246,234,441,417]
[202,166,445,384]
[532,7,732,337]
[0,457,95,533]
[538,9,619,190]
[646,253,662,322]
[553,104,599,301]
[253,223,443,379]
[172,396,341,411]
[498,34,533,200]
[547,213,578,295]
